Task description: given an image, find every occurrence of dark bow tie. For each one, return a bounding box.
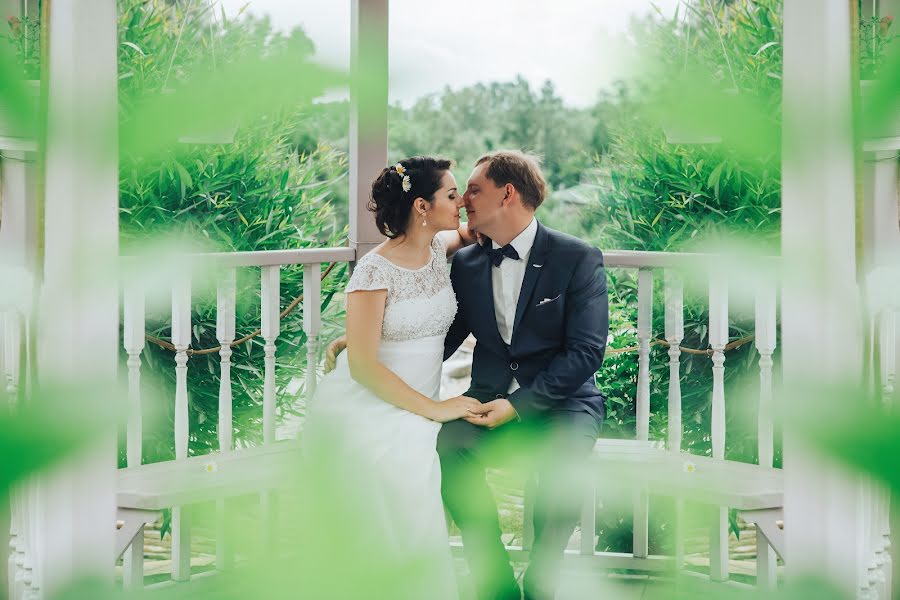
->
[486,243,520,267]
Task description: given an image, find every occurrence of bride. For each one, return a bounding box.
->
[299,156,477,599]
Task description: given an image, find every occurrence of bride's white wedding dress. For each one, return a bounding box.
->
[301,236,459,599]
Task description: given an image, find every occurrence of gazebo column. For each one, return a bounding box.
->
[781,1,865,596]
[34,0,119,596]
[349,0,388,260]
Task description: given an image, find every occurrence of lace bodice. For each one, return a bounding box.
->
[345,236,457,342]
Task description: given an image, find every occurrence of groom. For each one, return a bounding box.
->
[327,150,608,600]
[437,151,607,600]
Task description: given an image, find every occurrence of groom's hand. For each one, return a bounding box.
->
[324,335,347,373]
[465,399,517,429]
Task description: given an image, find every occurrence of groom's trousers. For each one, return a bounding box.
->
[437,409,601,600]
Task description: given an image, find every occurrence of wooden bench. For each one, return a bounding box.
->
[115,441,301,587]
[497,439,784,587]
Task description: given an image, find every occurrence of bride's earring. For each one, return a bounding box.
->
[421,212,427,227]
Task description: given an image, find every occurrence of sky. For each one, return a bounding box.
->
[217,0,683,107]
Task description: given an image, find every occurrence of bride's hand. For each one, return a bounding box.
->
[324,335,348,373]
[428,396,481,423]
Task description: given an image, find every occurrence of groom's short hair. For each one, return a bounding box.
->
[475,150,547,211]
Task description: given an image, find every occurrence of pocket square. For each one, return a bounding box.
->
[536,294,561,307]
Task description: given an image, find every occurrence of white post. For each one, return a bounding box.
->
[215,269,236,572]
[35,0,119,595]
[664,270,685,569]
[260,266,281,553]
[260,266,280,445]
[755,279,777,469]
[123,282,145,469]
[349,0,388,260]
[122,280,146,591]
[664,271,684,452]
[755,273,779,590]
[633,268,652,559]
[303,264,322,406]
[782,1,863,595]
[171,274,192,582]
[708,274,729,582]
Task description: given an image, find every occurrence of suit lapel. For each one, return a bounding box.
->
[512,222,550,338]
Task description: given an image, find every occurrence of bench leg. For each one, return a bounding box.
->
[710,507,729,582]
[633,490,649,559]
[172,506,191,582]
[756,526,776,590]
[123,526,144,590]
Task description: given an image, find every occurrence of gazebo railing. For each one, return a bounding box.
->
[2,248,895,596]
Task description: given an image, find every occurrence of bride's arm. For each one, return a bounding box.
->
[439,223,478,258]
[345,289,478,422]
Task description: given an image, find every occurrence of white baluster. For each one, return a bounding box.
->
[261,266,280,445]
[260,266,280,553]
[216,269,236,572]
[663,271,685,570]
[708,274,729,582]
[664,271,684,452]
[217,269,236,453]
[123,282,145,469]
[580,483,596,556]
[755,280,777,469]
[303,264,322,407]
[633,268,653,559]
[753,277,779,588]
[171,274,192,582]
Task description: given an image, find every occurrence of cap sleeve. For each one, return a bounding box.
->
[431,234,447,259]
[345,255,391,294]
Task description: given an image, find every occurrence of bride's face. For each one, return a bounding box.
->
[424,171,462,232]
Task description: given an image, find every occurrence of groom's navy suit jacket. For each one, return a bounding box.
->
[443,221,609,422]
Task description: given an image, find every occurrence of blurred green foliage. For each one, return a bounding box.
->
[116,0,350,465]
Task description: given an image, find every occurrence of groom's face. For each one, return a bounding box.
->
[462,163,507,235]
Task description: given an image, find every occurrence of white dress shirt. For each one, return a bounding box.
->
[491,218,538,394]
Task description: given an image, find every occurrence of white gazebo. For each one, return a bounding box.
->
[1,1,897,598]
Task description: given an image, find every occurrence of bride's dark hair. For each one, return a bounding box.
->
[369,156,453,238]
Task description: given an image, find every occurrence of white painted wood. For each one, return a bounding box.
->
[260,266,280,445]
[755,280,777,468]
[0,149,40,273]
[216,269,236,453]
[522,475,536,551]
[170,274,192,582]
[664,271,684,452]
[349,0,388,259]
[172,274,192,461]
[122,527,143,590]
[636,268,653,442]
[782,1,864,594]
[708,274,729,582]
[663,272,686,572]
[35,0,119,593]
[861,152,900,272]
[260,266,281,556]
[580,483,596,556]
[633,268,653,560]
[303,264,322,404]
[708,275,728,461]
[121,247,356,270]
[604,250,781,271]
[756,526,777,590]
[215,269,236,573]
[124,282,145,468]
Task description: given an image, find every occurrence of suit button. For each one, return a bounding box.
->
[495,394,504,399]
[510,362,519,371]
